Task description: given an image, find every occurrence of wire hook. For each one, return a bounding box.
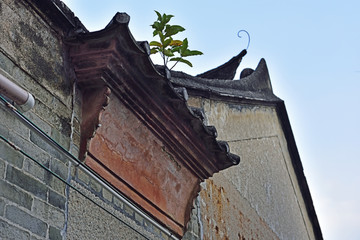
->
[237,30,250,50]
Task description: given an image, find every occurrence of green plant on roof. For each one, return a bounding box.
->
[150,11,203,70]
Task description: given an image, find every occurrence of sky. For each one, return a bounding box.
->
[61,1,360,239]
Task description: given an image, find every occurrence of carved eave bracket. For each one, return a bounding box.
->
[78,86,111,160]
[67,12,239,237]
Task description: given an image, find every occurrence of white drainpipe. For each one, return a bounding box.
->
[0,72,35,112]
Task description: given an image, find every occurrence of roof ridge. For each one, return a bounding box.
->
[196,49,247,80]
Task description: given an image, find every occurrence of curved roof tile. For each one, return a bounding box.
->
[67,12,240,179]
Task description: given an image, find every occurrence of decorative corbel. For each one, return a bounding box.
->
[79,86,111,160]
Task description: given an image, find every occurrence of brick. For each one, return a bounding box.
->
[69,143,79,157]
[135,212,144,224]
[50,159,68,181]
[72,117,81,134]
[89,179,101,193]
[73,87,82,113]
[30,131,67,163]
[76,167,90,185]
[113,196,124,209]
[72,132,80,148]
[0,197,5,216]
[8,133,51,165]
[182,231,199,240]
[9,63,27,85]
[0,179,33,210]
[58,116,72,137]
[0,107,30,139]
[31,235,43,240]
[0,123,10,139]
[0,159,5,178]
[49,189,66,210]
[0,218,30,240]
[124,203,134,217]
[153,226,161,235]
[160,231,170,240]
[12,67,54,107]
[143,218,156,234]
[33,101,71,137]
[47,174,66,195]
[24,111,52,135]
[0,138,24,168]
[33,101,61,132]
[102,187,113,202]
[5,205,47,237]
[49,226,62,240]
[49,128,60,145]
[23,157,51,182]
[6,165,48,200]
[69,163,77,177]
[32,198,65,229]
[0,51,14,75]
[50,127,70,152]
[50,97,72,123]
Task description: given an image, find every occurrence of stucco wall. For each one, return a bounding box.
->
[188,97,316,240]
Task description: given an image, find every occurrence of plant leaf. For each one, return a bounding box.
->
[181,49,203,57]
[189,50,203,56]
[151,22,160,31]
[155,11,162,21]
[158,32,165,43]
[180,38,188,53]
[149,41,162,47]
[163,38,172,48]
[169,57,193,67]
[152,29,159,37]
[150,11,202,69]
[150,48,159,54]
[165,25,185,38]
[171,46,181,53]
[170,40,183,46]
[163,49,175,57]
[164,14,174,24]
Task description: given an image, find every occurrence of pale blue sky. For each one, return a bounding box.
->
[62,1,360,239]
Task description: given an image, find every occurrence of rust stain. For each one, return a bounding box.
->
[86,95,200,236]
[200,179,279,240]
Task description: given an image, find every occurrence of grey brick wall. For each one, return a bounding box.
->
[0,0,74,238]
[0,136,66,239]
[0,1,202,240]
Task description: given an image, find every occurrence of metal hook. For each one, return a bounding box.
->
[237,30,250,50]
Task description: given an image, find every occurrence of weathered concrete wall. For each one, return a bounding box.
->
[0,1,176,239]
[0,0,75,148]
[0,1,74,239]
[0,0,72,106]
[188,97,316,240]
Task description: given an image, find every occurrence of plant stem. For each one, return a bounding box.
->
[170,59,181,70]
[161,46,167,67]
